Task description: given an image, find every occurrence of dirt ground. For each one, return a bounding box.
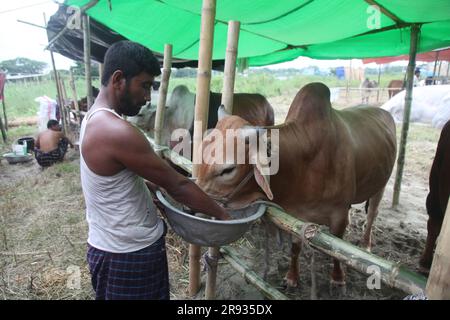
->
[0,96,441,300]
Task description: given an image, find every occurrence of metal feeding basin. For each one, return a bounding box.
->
[3,153,33,164]
[156,190,266,247]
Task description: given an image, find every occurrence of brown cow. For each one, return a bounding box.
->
[387,80,404,99]
[419,120,450,274]
[197,83,397,287]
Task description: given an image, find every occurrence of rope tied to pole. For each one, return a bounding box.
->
[387,261,402,288]
[152,144,169,152]
[202,250,220,272]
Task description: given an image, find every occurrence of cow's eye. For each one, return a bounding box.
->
[220,166,235,176]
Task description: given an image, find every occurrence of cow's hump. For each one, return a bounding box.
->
[286,82,332,122]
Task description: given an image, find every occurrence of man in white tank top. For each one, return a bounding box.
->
[80,41,230,300]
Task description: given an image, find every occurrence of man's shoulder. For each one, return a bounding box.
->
[87,112,142,143]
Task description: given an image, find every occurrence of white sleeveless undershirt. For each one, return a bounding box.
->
[79,107,163,253]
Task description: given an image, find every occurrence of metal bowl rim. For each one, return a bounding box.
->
[156,190,266,225]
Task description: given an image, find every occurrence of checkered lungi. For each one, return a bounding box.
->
[86,235,169,300]
[34,138,69,167]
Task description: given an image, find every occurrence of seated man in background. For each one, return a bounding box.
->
[34,119,73,167]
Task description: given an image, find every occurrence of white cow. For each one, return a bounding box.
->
[381,85,450,128]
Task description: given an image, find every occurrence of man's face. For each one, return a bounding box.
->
[50,124,62,131]
[119,72,155,116]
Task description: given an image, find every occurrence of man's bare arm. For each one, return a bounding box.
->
[112,124,230,220]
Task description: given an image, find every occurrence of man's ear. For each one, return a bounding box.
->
[111,70,125,89]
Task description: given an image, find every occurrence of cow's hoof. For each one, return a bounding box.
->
[284,277,299,288]
[329,280,347,297]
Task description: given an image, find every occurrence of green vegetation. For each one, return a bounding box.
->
[3,76,100,120]
[2,70,403,121]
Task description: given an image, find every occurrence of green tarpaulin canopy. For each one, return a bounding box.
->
[65,0,450,66]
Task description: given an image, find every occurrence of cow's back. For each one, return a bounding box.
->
[426,120,450,220]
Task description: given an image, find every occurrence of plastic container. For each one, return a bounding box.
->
[17,137,35,153]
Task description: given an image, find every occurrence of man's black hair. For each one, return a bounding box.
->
[102,41,161,86]
[47,119,59,128]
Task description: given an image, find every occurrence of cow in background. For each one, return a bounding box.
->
[419,120,450,274]
[360,78,378,104]
[387,80,404,99]
[381,85,450,128]
[129,85,275,150]
[197,83,397,288]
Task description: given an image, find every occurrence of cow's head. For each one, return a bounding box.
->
[196,114,275,209]
[127,102,157,132]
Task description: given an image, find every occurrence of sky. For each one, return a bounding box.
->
[0,0,75,71]
[0,0,409,73]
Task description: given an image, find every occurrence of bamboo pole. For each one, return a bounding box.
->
[431,51,439,85]
[266,207,427,295]
[154,44,172,154]
[205,20,240,300]
[220,246,289,300]
[446,61,450,79]
[392,24,420,208]
[83,14,93,110]
[376,65,381,102]
[57,73,69,136]
[69,69,82,126]
[346,60,351,101]
[221,21,240,114]
[0,111,6,142]
[437,60,443,79]
[44,13,64,133]
[190,0,216,298]
[426,202,450,299]
[98,63,104,85]
[1,98,7,133]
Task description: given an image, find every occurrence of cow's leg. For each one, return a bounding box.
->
[361,188,384,251]
[419,216,442,274]
[284,239,301,287]
[329,211,349,285]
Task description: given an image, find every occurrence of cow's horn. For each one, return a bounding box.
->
[218,104,231,121]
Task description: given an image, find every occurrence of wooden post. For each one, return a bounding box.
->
[204,20,240,300]
[83,14,93,110]
[190,0,216,298]
[426,202,450,299]
[376,65,381,102]
[69,69,81,126]
[392,24,420,207]
[154,44,172,153]
[44,13,64,132]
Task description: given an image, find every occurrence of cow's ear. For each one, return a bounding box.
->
[253,165,273,200]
